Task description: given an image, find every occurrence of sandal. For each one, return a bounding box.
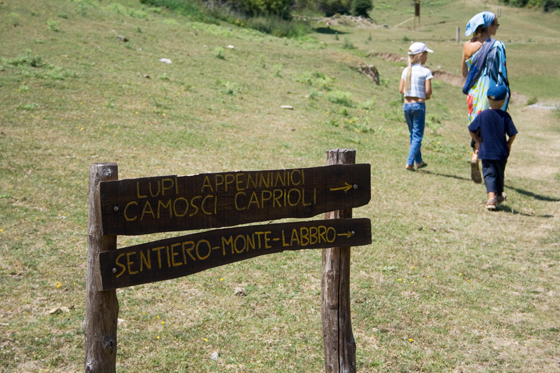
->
[415,162,428,169]
[485,198,497,210]
[405,164,415,171]
[496,193,507,205]
[471,161,482,184]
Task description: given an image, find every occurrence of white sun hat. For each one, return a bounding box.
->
[408,42,434,55]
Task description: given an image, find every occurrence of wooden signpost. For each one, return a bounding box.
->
[85,149,371,373]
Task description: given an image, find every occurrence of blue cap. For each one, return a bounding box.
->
[465,11,495,36]
[487,85,508,100]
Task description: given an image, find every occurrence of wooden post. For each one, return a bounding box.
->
[456,27,460,43]
[84,163,119,373]
[414,0,421,30]
[321,149,356,373]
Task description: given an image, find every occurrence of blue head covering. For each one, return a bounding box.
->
[487,85,508,100]
[465,11,495,36]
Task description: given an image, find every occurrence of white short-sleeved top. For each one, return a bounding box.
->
[400,64,433,99]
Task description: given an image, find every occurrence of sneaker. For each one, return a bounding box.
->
[471,161,482,184]
[485,198,497,210]
[496,193,507,205]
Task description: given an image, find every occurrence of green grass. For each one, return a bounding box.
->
[1,0,560,372]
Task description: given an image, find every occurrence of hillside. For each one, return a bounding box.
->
[1,0,560,371]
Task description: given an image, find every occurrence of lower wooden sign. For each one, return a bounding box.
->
[98,218,371,290]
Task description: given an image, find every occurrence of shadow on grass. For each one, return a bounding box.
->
[421,171,560,203]
[504,184,560,202]
[419,170,471,182]
[495,205,554,218]
[313,27,347,35]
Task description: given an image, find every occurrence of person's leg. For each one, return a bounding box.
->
[413,104,426,166]
[403,104,415,170]
[470,135,482,184]
[482,160,498,209]
[496,160,506,195]
[406,103,425,167]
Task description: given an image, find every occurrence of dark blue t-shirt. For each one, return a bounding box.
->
[468,109,518,161]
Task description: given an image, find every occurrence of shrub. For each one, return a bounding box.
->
[47,19,60,31]
[351,0,372,17]
[543,0,559,11]
[527,96,538,105]
[214,47,225,59]
[228,0,294,19]
[341,37,354,49]
[500,0,560,12]
[8,13,20,27]
[326,91,354,107]
[244,16,310,38]
[315,0,352,16]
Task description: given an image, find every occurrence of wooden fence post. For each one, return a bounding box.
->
[322,149,356,373]
[84,163,119,373]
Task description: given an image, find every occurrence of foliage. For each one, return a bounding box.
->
[500,0,560,12]
[139,0,220,23]
[244,16,311,37]
[8,12,20,26]
[47,19,60,31]
[341,36,354,49]
[351,0,372,17]
[315,0,353,16]
[139,0,310,36]
[326,90,355,107]
[228,0,294,19]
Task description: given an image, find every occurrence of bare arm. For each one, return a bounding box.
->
[425,79,432,100]
[507,134,516,151]
[399,78,405,95]
[469,131,481,153]
[462,43,469,78]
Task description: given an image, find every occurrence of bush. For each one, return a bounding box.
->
[139,0,219,24]
[228,0,294,19]
[326,91,354,107]
[243,16,310,37]
[315,0,352,16]
[139,0,311,37]
[543,0,560,11]
[351,0,372,17]
[500,0,560,12]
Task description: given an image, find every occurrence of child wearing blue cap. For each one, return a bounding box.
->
[468,85,518,210]
[399,42,434,171]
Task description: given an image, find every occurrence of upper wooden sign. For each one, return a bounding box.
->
[100,164,371,236]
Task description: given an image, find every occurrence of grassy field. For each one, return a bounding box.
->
[1,0,560,371]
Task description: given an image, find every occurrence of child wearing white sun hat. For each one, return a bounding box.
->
[399,42,434,171]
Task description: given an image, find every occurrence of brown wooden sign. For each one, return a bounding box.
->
[100,164,370,236]
[98,218,371,290]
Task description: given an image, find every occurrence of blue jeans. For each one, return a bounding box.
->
[403,103,426,166]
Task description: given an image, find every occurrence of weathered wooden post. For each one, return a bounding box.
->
[84,163,119,373]
[414,0,421,30]
[322,149,356,373]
